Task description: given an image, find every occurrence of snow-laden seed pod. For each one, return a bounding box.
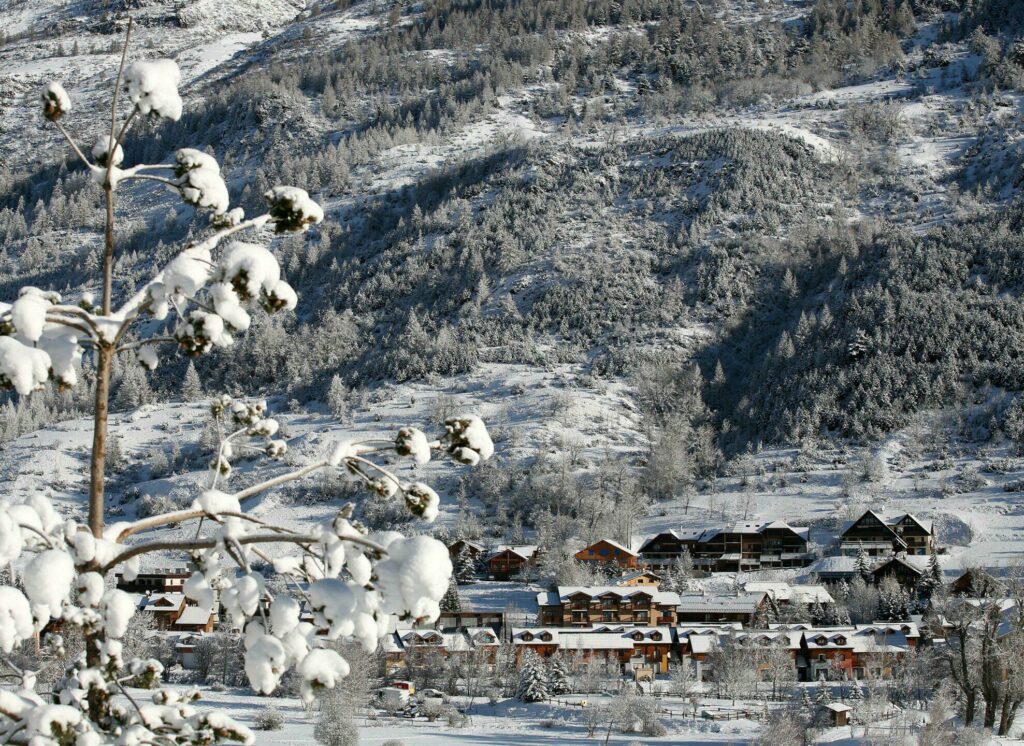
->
[41,82,71,121]
[263,186,323,233]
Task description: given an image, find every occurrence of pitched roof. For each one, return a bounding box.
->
[140,593,186,611]
[744,582,834,605]
[614,570,662,585]
[676,591,768,614]
[580,538,638,556]
[546,586,680,605]
[175,606,215,626]
[487,545,538,561]
[512,626,674,651]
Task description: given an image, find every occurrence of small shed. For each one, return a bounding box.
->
[825,702,852,727]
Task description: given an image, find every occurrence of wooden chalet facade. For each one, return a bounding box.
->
[638,521,811,572]
[485,545,538,580]
[575,539,639,569]
[674,623,921,683]
[115,567,190,594]
[839,510,933,557]
[615,570,662,587]
[513,626,675,674]
[537,586,680,627]
[383,627,500,675]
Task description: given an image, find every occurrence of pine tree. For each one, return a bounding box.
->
[855,548,872,580]
[115,360,153,410]
[181,361,204,401]
[440,574,461,611]
[327,374,350,422]
[516,652,550,702]
[548,656,570,696]
[453,544,477,585]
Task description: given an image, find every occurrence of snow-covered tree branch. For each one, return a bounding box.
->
[0,25,493,746]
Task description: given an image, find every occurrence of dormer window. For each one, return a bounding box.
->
[632,631,644,641]
[521,632,533,642]
[901,625,911,634]
[815,636,828,645]
[540,632,553,642]
[834,636,846,645]
[650,632,662,641]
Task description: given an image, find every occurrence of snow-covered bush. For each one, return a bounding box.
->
[0,25,493,746]
[253,707,284,731]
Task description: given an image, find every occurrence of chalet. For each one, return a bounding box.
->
[174,633,204,669]
[537,586,680,627]
[447,539,485,563]
[173,605,217,633]
[870,555,924,590]
[512,626,675,674]
[638,521,811,572]
[636,529,703,566]
[675,591,769,625]
[383,627,500,675]
[485,545,538,580]
[137,593,186,629]
[778,623,920,681]
[426,610,504,633]
[116,567,190,594]
[575,539,640,570]
[675,624,743,680]
[744,582,834,608]
[839,510,933,557]
[951,569,1003,597]
[614,570,662,587]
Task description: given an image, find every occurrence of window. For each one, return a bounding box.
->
[521,633,533,642]
[817,654,827,662]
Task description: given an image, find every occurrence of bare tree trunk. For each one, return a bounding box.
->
[85,21,132,724]
[89,343,113,537]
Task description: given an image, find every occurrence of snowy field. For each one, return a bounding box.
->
[142,686,765,745]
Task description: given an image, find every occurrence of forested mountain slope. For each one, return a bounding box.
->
[2,0,1024,545]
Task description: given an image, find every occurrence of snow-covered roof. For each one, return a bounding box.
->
[580,538,638,556]
[487,545,538,561]
[512,626,673,650]
[545,586,680,605]
[744,582,834,605]
[827,703,852,713]
[175,606,214,626]
[140,593,186,612]
[808,555,859,574]
[614,570,661,585]
[676,591,767,613]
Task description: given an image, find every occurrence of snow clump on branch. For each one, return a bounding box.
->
[124,59,183,120]
[40,81,71,120]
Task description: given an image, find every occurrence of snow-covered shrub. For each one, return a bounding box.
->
[313,694,359,746]
[253,707,284,730]
[0,26,493,746]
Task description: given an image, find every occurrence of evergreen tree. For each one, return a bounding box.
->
[854,548,872,580]
[115,360,153,411]
[181,361,204,401]
[516,652,550,702]
[440,575,461,611]
[453,544,477,585]
[327,374,350,421]
[548,656,570,696]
